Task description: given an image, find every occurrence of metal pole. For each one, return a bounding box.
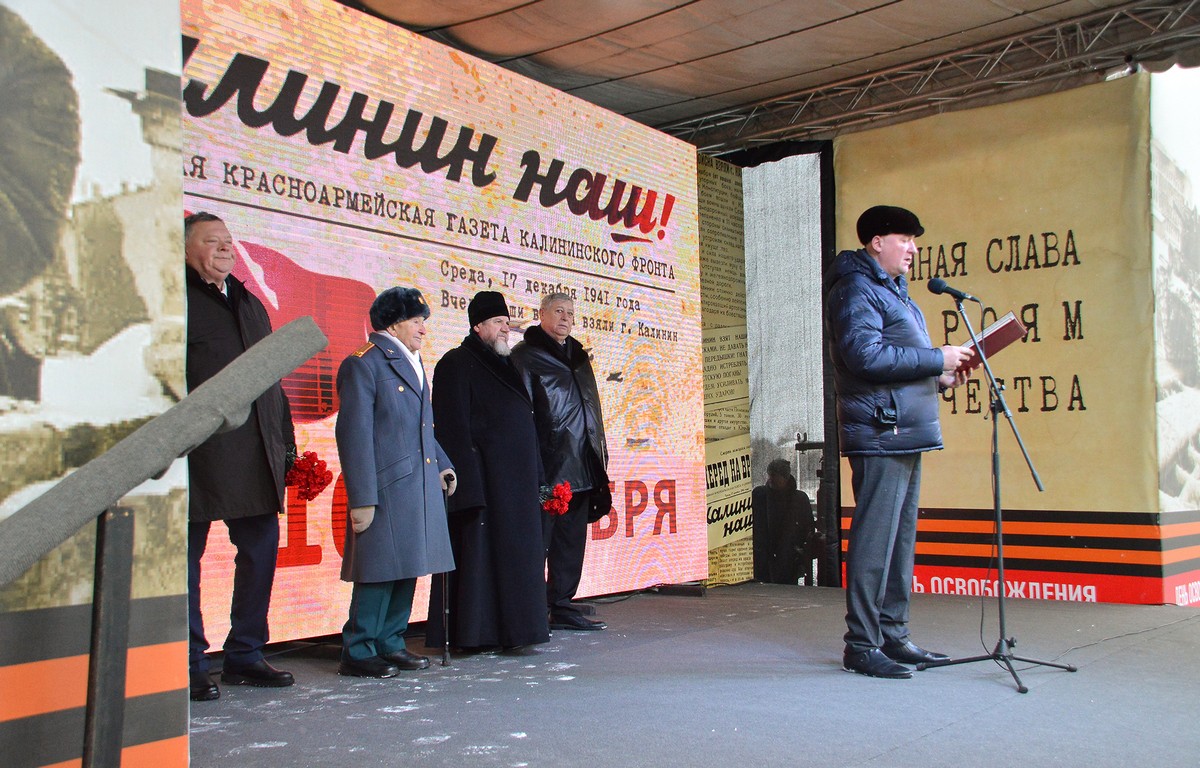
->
[441,487,451,666]
[82,507,135,768]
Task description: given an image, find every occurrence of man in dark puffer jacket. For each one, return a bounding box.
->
[825,205,972,679]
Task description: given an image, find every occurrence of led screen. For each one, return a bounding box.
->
[182,0,706,638]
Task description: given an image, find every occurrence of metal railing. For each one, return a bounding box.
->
[0,315,327,767]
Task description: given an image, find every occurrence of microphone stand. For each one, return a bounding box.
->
[917,297,1076,693]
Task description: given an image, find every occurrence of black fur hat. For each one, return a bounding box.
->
[856,205,924,245]
[369,287,429,331]
[468,290,509,327]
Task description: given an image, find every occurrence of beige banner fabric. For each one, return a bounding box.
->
[835,75,1155,515]
[705,433,753,550]
[698,155,753,584]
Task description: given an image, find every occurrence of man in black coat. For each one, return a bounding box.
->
[185,212,296,701]
[427,291,550,650]
[511,292,610,631]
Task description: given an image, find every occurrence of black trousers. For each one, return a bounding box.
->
[544,490,591,618]
[188,513,279,672]
[843,454,921,654]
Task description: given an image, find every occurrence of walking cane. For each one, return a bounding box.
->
[441,485,451,667]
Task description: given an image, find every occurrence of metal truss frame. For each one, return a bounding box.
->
[663,0,1200,154]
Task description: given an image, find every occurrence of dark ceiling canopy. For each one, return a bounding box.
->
[345,0,1200,154]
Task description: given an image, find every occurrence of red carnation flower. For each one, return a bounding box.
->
[286,450,335,502]
[540,481,573,515]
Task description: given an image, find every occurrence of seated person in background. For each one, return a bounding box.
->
[751,458,815,585]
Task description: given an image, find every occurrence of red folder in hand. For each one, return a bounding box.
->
[960,311,1027,372]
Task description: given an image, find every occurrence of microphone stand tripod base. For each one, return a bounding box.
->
[916,637,1077,694]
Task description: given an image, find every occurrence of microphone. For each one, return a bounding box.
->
[927,278,981,303]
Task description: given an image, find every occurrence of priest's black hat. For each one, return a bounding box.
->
[468,290,509,327]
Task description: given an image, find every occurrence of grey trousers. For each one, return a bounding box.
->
[843,453,922,654]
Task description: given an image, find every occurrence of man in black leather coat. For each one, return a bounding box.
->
[511,292,611,631]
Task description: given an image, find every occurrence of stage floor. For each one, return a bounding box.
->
[189,583,1200,767]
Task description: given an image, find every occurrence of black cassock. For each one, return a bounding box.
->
[427,332,550,649]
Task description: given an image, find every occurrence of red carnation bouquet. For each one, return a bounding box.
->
[285,450,334,502]
[540,481,572,515]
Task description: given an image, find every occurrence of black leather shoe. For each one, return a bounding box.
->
[190,669,220,701]
[338,656,400,678]
[843,648,913,679]
[220,659,295,687]
[380,648,430,670]
[882,640,949,665]
[550,614,607,631]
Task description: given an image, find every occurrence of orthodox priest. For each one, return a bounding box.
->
[427,291,550,651]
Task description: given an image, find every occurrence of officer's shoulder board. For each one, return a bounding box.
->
[352,341,376,358]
